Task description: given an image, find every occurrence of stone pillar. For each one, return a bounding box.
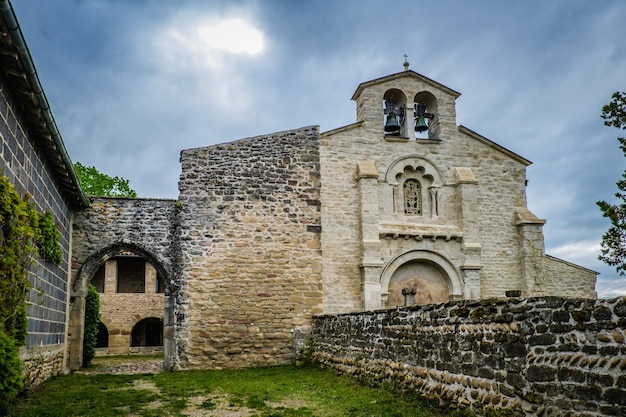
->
[357,160,384,310]
[67,296,86,371]
[516,209,547,297]
[454,167,482,300]
[145,262,157,294]
[104,259,117,294]
[163,296,175,371]
[461,267,481,300]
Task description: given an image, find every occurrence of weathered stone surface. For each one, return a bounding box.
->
[312,297,626,417]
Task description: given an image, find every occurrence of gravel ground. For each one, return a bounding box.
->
[77,355,163,375]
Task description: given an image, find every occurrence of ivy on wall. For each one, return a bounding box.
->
[0,175,64,407]
[0,175,37,409]
[38,212,63,264]
[0,175,38,343]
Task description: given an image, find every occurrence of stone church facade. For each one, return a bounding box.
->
[318,69,597,313]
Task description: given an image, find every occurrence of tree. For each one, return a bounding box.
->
[597,91,626,275]
[74,162,137,198]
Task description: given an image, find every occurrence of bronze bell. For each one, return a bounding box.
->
[384,113,401,133]
[414,115,428,132]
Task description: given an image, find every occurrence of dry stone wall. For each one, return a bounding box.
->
[177,126,323,369]
[312,297,626,416]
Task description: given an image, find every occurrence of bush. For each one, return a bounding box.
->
[82,284,101,367]
[0,329,23,414]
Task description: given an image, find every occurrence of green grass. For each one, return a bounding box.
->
[9,359,473,417]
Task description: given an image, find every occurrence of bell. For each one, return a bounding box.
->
[384,113,401,133]
[414,115,428,132]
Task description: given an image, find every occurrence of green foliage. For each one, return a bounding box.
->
[597,91,626,275]
[0,175,38,343]
[0,330,23,415]
[74,162,137,198]
[82,284,101,367]
[37,212,63,264]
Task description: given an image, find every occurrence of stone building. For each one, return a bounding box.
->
[0,0,599,383]
[166,66,596,369]
[318,67,598,313]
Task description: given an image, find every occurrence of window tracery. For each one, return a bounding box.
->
[404,179,421,215]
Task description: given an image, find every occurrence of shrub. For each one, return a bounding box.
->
[0,329,23,414]
[82,284,101,367]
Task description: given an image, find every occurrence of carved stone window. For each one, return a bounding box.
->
[404,179,421,215]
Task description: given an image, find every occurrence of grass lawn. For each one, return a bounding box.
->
[9,356,473,417]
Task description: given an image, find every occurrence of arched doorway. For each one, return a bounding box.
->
[68,242,174,370]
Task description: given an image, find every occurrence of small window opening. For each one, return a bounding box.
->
[404,179,421,215]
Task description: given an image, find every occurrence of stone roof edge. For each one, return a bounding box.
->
[88,196,178,202]
[180,125,320,154]
[351,70,461,101]
[458,125,532,166]
[0,0,88,208]
[320,121,363,137]
[545,254,600,276]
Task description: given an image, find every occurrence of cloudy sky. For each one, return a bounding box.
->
[12,0,626,298]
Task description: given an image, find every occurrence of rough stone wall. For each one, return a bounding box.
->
[0,75,73,383]
[71,197,179,290]
[177,126,322,369]
[99,294,164,354]
[312,297,626,416]
[19,346,65,389]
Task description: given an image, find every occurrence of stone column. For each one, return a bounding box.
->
[163,296,175,371]
[104,259,117,294]
[67,296,86,371]
[145,262,157,294]
[357,160,384,310]
[516,209,547,297]
[454,167,482,300]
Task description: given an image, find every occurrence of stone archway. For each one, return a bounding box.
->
[67,242,174,370]
[380,250,463,308]
[386,261,450,307]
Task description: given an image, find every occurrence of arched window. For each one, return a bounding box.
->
[404,179,421,215]
[131,317,163,347]
[96,322,109,348]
